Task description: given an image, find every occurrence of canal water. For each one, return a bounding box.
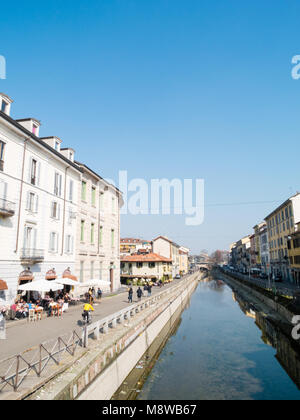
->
[116,273,300,400]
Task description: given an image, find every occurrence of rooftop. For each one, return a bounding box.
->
[121,252,172,263]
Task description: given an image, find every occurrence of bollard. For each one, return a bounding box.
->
[103,322,109,334]
[112,318,117,328]
[93,323,100,340]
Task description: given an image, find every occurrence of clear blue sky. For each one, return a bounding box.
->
[1,0,300,253]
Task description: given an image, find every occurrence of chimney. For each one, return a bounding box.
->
[0,93,13,116]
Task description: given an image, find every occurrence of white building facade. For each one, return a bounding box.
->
[152,236,180,277]
[0,93,81,305]
[75,163,123,293]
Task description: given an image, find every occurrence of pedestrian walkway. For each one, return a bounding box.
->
[0,279,183,362]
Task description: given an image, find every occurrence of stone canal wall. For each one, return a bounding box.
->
[28,272,200,400]
[218,269,296,324]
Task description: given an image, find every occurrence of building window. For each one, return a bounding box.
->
[26,192,38,213]
[30,159,37,185]
[80,261,84,283]
[66,235,73,254]
[91,223,95,244]
[49,232,58,253]
[54,172,62,197]
[1,101,8,113]
[81,181,87,201]
[91,186,96,206]
[24,226,35,249]
[91,261,94,278]
[51,201,60,219]
[99,226,103,246]
[149,262,155,268]
[81,220,85,242]
[69,180,73,202]
[137,262,143,268]
[100,192,104,210]
[0,141,5,163]
[111,229,115,248]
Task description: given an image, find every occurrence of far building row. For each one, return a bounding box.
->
[120,235,190,283]
[230,193,300,284]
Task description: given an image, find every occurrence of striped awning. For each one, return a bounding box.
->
[0,279,8,291]
[62,268,77,281]
[45,269,57,280]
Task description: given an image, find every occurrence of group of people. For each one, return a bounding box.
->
[4,291,73,320]
[127,283,152,303]
[85,287,103,304]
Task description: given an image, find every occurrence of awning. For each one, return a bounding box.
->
[19,269,34,282]
[62,268,77,281]
[0,280,8,291]
[45,269,57,280]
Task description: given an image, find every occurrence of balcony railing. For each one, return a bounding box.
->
[0,198,16,217]
[20,249,45,264]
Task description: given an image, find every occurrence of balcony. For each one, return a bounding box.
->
[20,249,44,264]
[0,198,16,217]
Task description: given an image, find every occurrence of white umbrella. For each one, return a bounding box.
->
[55,277,79,287]
[18,279,64,292]
[79,280,111,287]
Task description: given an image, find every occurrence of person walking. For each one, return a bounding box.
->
[137,287,143,301]
[128,287,133,303]
[97,288,102,301]
[147,284,152,297]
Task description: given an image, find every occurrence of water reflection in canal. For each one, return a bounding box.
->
[136,274,300,400]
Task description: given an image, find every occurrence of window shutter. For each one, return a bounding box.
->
[56,233,59,253]
[59,175,62,197]
[37,162,41,186]
[58,203,61,220]
[33,228,37,250]
[35,195,39,213]
[28,158,32,183]
[26,192,30,210]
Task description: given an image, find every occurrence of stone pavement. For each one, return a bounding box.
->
[0,278,184,362]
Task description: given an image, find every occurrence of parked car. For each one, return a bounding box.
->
[175,274,181,279]
[259,273,268,280]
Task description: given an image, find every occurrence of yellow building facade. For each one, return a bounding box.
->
[288,222,300,285]
[265,194,300,282]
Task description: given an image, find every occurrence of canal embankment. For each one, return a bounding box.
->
[25,272,201,400]
[217,268,300,324]
[215,268,300,357]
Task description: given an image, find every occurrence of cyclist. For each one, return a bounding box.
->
[82,302,94,324]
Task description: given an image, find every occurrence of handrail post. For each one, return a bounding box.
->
[14,355,20,391]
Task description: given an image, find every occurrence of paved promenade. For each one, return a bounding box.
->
[0,278,184,362]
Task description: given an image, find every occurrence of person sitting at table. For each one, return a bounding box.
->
[16,302,27,319]
[48,299,57,316]
[64,293,71,303]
